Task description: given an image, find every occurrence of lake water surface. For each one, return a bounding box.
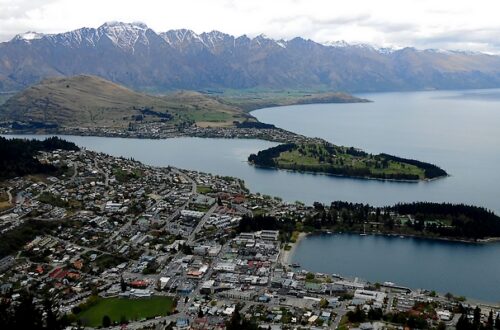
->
[7,89,500,212]
[8,90,500,210]
[6,88,500,301]
[290,233,500,303]
[252,89,500,213]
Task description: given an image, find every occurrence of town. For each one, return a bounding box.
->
[0,147,499,330]
[0,120,322,144]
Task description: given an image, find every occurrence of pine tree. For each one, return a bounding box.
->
[102,315,111,327]
[473,306,481,328]
[13,292,43,330]
[198,307,204,318]
[486,310,494,330]
[226,307,242,330]
[43,297,60,330]
[120,276,127,292]
[456,313,471,330]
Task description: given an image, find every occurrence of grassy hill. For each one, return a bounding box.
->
[0,75,253,129]
[158,90,254,127]
[249,142,448,181]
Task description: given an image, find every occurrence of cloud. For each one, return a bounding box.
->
[0,0,499,53]
[0,0,56,19]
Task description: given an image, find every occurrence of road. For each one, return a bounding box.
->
[331,302,348,329]
[172,168,196,194]
[187,204,218,244]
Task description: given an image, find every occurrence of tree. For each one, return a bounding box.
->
[445,292,454,300]
[181,244,193,255]
[13,292,43,330]
[226,306,258,330]
[198,307,204,318]
[226,307,242,330]
[347,306,366,323]
[120,276,127,292]
[102,315,111,328]
[473,306,481,328]
[456,313,471,330]
[319,298,329,309]
[486,310,494,330]
[495,314,500,330]
[0,300,13,329]
[43,297,61,330]
[367,308,383,321]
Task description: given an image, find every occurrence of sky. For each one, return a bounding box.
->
[1,0,500,53]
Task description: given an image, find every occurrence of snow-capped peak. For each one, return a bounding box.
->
[12,31,45,42]
[323,40,403,54]
[199,30,232,49]
[160,29,205,46]
[100,21,148,30]
[323,40,351,48]
[276,39,287,48]
[98,21,150,51]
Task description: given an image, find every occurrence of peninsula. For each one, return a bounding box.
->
[0,75,448,182]
[248,142,448,181]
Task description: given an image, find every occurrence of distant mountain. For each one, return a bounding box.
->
[2,22,500,92]
[0,75,251,128]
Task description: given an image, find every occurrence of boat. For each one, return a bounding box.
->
[291,263,301,268]
[360,233,367,236]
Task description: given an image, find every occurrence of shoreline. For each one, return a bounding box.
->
[279,232,306,266]
[310,229,500,245]
[284,231,500,307]
[2,129,448,183]
[249,162,449,183]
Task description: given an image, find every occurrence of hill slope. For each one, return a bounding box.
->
[0,75,251,128]
[2,22,500,93]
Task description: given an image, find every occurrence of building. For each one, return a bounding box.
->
[180,210,205,219]
[260,230,280,241]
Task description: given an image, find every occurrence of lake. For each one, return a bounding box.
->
[253,89,500,214]
[290,233,500,303]
[5,88,500,302]
[5,89,500,212]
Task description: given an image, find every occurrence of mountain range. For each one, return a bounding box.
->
[2,21,500,93]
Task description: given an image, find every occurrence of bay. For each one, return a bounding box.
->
[252,89,500,213]
[5,88,500,302]
[290,233,500,303]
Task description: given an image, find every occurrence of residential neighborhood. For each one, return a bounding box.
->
[0,148,498,329]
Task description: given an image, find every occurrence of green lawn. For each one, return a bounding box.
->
[196,185,213,194]
[77,296,174,327]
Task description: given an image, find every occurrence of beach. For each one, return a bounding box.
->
[279,232,307,265]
